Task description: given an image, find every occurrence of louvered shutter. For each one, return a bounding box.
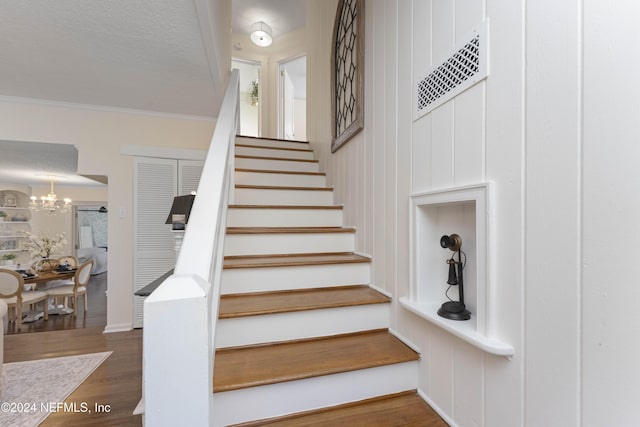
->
[178,160,204,195]
[133,158,178,328]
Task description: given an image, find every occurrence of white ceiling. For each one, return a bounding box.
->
[0,0,304,189]
[0,141,103,187]
[232,0,306,39]
[0,0,217,117]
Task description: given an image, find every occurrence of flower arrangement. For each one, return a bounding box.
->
[22,231,67,259]
[250,79,259,106]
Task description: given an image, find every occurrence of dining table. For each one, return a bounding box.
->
[23,270,76,286]
[21,269,77,321]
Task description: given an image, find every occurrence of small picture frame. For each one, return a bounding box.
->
[3,192,17,207]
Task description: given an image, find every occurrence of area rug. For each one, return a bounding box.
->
[0,351,112,427]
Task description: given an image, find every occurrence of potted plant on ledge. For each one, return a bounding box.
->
[1,253,16,266]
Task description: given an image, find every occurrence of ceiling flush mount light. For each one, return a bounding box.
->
[29,180,72,214]
[250,21,272,47]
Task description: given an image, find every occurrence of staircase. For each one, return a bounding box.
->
[211,136,446,426]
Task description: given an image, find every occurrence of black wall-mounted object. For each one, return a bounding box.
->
[438,234,471,321]
[165,194,196,230]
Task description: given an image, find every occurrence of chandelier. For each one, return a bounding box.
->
[29,180,72,214]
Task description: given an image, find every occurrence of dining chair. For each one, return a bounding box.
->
[57,255,79,269]
[45,255,80,289]
[0,268,49,328]
[46,260,94,317]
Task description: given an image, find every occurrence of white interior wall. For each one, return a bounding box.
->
[307,0,640,426]
[293,98,307,141]
[525,0,581,425]
[232,59,260,137]
[0,99,215,332]
[582,2,640,425]
[321,2,525,423]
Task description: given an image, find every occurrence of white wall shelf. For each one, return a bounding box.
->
[399,298,513,356]
[0,189,32,261]
[405,182,514,357]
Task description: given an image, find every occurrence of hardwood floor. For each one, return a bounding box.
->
[3,272,144,426]
[4,327,143,426]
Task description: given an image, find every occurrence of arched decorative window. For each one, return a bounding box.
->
[331,0,364,152]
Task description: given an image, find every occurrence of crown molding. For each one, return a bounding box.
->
[0,95,215,122]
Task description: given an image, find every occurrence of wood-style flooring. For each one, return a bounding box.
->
[3,272,144,426]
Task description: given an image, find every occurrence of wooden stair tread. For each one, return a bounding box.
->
[230,391,447,427]
[236,143,313,153]
[223,252,371,269]
[235,184,332,191]
[236,154,318,163]
[227,227,355,234]
[236,135,310,144]
[236,168,326,176]
[213,330,419,392]
[219,286,390,318]
[228,204,342,210]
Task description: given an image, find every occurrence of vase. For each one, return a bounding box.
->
[37,258,55,272]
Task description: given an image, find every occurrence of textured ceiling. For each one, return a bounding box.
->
[232,0,306,39]
[0,0,304,188]
[0,0,217,117]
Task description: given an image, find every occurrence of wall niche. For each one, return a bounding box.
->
[401,182,514,357]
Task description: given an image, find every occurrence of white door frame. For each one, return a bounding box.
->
[277,54,307,140]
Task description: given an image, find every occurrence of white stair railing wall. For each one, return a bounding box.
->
[143,69,239,427]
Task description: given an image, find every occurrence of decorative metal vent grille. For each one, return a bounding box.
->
[414,21,488,120]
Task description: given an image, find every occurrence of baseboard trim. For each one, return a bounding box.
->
[417,389,458,427]
[103,323,133,334]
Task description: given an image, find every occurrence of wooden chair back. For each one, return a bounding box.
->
[75,260,94,289]
[57,255,79,269]
[0,269,24,300]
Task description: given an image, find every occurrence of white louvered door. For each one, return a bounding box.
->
[133,158,177,328]
[178,160,204,195]
[133,157,204,328]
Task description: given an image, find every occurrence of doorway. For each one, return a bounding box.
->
[278,55,307,141]
[232,58,261,137]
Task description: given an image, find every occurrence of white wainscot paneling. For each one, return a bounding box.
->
[430,102,455,189]
[453,340,485,426]
[454,83,486,186]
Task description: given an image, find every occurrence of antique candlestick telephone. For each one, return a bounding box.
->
[437,234,471,321]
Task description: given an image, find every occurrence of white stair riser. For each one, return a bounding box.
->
[236,145,314,161]
[227,208,343,228]
[235,157,319,173]
[234,188,334,205]
[235,171,326,187]
[216,304,390,348]
[236,137,309,150]
[211,362,419,427]
[221,263,371,294]
[224,232,355,256]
